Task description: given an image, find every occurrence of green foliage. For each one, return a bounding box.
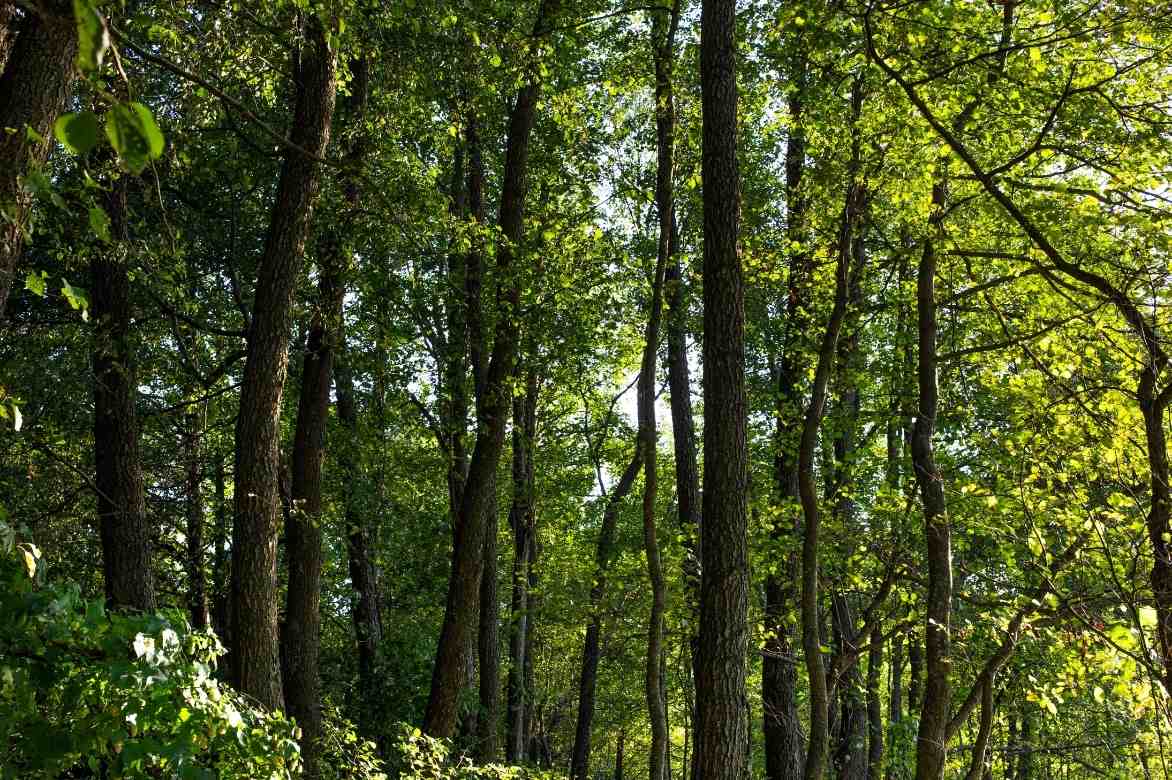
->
[0,520,303,779]
[391,726,560,780]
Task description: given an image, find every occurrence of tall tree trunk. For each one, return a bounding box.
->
[283,261,343,778]
[831,598,866,780]
[0,2,76,320]
[867,622,884,780]
[798,183,858,780]
[335,346,383,706]
[231,17,336,711]
[764,40,809,780]
[477,490,501,761]
[643,7,679,777]
[695,0,749,774]
[423,0,560,737]
[523,525,540,764]
[884,631,902,780]
[570,453,643,780]
[507,374,538,762]
[184,405,208,628]
[92,173,156,612]
[911,182,951,780]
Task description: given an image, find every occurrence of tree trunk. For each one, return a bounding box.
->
[695,0,749,774]
[92,173,156,612]
[231,17,335,711]
[335,347,383,707]
[911,182,951,780]
[477,489,501,761]
[422,0,560,737]
[643,7,678,777]
[570,453,643,780]
[184,405,208,629]
[283,261,343,777]
[212,453,231,642]
[799,120,863,780]
[0,2,76,320]
[867,622,884,780]
[507,375,538,762]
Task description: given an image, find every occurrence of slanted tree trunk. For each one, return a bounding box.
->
[0,2,77,320]
[507,374,538,762]
[92,172,155,612]
[570,453,643,780]
[695,0,749,774]
[231,17,335,711]
[423,0,560,737]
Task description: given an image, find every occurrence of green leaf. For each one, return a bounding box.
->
[54,111,101,155]
[61,279,89,320]
[73,0,109,73]
[24,271,46,297]
[88,205,112,243]
[105,102,165,174]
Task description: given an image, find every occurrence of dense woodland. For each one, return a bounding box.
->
[2,0,1172,778]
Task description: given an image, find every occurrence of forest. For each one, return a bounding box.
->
[1,0,1171,778]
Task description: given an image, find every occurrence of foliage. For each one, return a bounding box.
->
[0,519,302,779]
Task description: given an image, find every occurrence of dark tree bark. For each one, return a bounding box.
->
[910,182,951,780]
[831,599,866,780]
[764,36,810,780]
[506,374,538,762]
[523,527,541,764]
[885,631,902,780]
[614,730,625,780]
[184,406,208,629]
[867,622,884,780]
[423,0,559,737]
[477,488,501,761]
[695,0,749,774]
[231,17,335,712]
[907,630,922,713]
[570,453,643,780]
[0,1,76,320]
[92,173,156,612]
[282,260,343,777]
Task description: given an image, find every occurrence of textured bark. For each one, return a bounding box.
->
[614,730,625,780]
[911,182,951,780]
[0,2,76,320]
[506,376,538,763]
[477,490,501,761]
[907,630,922,713]
[282,261,343,778]
[92,173,156,612]
[570,453,643,780]
[422,0,559,737]
[184,406,208,629]
[963,679,994,780]
[831,599,866,780]
[231,18,335,711]
[867,622,884,780]
[696,0,749,774]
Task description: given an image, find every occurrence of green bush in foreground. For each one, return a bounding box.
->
[0,518,301,779]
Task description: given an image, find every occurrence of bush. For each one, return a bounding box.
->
[0,519,302,779]
[390,725,560,780]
